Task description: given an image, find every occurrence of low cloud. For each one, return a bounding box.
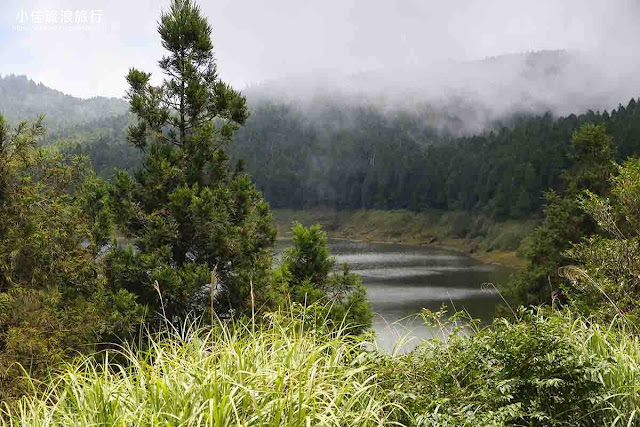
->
[1,0,638,126]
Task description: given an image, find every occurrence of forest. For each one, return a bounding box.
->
[231,99,640,218]
[14,72,640,221]
[3,0,640,425]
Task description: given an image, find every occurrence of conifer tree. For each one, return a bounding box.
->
[0,115,142,399]
[107,0,275,321]
[278,223,373,334]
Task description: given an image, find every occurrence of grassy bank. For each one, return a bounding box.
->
[274,209,537,268]
[2,308,399,426]
[4,307,640,426]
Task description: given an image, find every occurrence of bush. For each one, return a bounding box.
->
[560,158,640,323]
[0,116,143,400]
[377,308,638,426]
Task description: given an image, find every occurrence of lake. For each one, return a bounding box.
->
[276,239,514,353]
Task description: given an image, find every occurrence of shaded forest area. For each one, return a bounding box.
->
[230,99,640,219]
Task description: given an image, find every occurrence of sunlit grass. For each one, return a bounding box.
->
[1,306,400,426]
[4,305,640,426]
[578,319,640,425]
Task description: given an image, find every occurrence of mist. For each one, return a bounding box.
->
[2,0,640,134]
[244,48,640,135]
[232,0,640,134]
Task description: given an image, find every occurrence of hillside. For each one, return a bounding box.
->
[0,75,139,176]
[231,97,640,219]
[3,51,640,217]
[229,50,640,219]
[0,74,129,131]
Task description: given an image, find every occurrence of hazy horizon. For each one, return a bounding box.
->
[2,0,640,100]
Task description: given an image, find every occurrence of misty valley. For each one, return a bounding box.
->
[3,0,640,425]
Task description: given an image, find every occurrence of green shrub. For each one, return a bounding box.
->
[278,222,373,334]
[560,158,640,323]
[377,308,638,426]
[0,116,144,401]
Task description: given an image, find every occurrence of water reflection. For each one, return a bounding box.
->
[276,239,513,353]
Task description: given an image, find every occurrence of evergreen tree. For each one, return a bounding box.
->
[278,223,373,334]
[509,124,615,306]
[565,123,615,196]
[0,115,142,399]
[562,157,640,323]
[106,0,275,321]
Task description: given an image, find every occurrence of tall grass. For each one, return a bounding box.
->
[1,306,400,426]
[580,319,640,425]
[4,305,640,426]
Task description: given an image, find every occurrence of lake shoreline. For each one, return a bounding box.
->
[275,235,511,353]
[273,209,535,269]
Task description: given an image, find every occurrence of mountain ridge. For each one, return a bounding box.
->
[0,74,129,131]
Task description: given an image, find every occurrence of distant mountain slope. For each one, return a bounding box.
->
[0,74,128,130]
[0,75,137,176]
[226,50,640,218]
[231,96,640,219]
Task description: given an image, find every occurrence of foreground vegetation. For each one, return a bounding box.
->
[0,0,371,402]
[1,308,393,426]
[3,306,640,426]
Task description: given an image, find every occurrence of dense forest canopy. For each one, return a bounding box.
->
[230,97,640,219]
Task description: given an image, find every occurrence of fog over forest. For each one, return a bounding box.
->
[3,0,640,130]
[246,49,640,135]
[4,0,640,217]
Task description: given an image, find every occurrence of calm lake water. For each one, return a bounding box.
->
[276,239,513,353]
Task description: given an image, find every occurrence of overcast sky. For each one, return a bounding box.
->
[1,0,639,99]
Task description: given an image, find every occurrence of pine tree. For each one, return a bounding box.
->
[278,223,373,334]
[107,0,275,321]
